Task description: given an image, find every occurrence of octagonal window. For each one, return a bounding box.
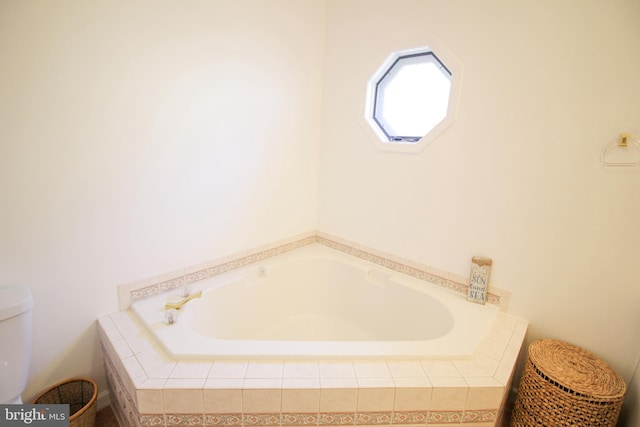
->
[364,45,461,153]
[374,52,451,142]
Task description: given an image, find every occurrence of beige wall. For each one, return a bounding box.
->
[2,0,639,423]
[0,0,324,400]
[317,0,640,423]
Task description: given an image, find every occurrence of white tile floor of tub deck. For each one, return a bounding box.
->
[99,310,527,427]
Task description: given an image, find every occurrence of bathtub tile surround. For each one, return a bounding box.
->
[102,232,525,426]
[99,308,526,427]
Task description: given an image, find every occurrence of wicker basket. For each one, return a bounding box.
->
[511,339,626,427]
[32,377,97,427]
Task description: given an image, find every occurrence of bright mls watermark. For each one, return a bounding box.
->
[1,405,69,427]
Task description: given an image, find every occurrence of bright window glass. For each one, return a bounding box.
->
[371,51,453,143]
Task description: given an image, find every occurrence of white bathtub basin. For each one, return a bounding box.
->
[131,244,498,359]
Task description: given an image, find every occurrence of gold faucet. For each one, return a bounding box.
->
[165,290,202,310]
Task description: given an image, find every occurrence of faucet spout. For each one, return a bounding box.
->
[165,290,202,310]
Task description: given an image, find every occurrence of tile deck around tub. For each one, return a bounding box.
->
[98,309,527,427]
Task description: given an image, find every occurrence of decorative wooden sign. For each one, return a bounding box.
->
[468,257,492,304]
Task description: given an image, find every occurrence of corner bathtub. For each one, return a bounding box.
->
[131,244,497,359]
[100,238,528,427]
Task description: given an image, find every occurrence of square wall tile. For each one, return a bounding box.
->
[452,360,490,378]
[111,339,133,359]
[136,388,163,414]
[283,362,320,379]
[136,346,175,379]
[387,362,426,378]
[475,337,506,361]
[244,379,282,389]
[464,378,504,410]
[209,361,248,379]
[420,361,461,378]
[164,378,206,388]
[501,344,521,368]
[163,387,203,414]
[243,388,282,413]
[319,380,358,412]
[122,355,146,379]
[246,362,284,379]
[393,380,431,412]
[203,387,243,413]
[318,362,355,378]
[98,316,123,342]
[137,378,166,389]
[353,362,391,378]
[283,378,321,389]
[356,386,394,412]
[494,360,515,386]
[170,360,212,379]
[205,378,244,389]
[124,330,155,355]
[357,377,395,388]
[282,387,320,413]
[429,378,468,411]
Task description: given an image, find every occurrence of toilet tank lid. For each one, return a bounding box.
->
[0,286,34,321]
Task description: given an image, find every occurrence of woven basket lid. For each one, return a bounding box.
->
[529,339,626,399]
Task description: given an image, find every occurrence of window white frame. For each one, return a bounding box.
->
[363,41,463,154]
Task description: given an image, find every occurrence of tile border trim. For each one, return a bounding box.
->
[122,231,502,308]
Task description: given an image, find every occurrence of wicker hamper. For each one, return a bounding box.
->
[511,339,626,427]
[32,377,97,427]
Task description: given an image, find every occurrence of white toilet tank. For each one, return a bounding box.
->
[0,285,34,404]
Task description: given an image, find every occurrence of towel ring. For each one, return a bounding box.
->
[600,133,640,168]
